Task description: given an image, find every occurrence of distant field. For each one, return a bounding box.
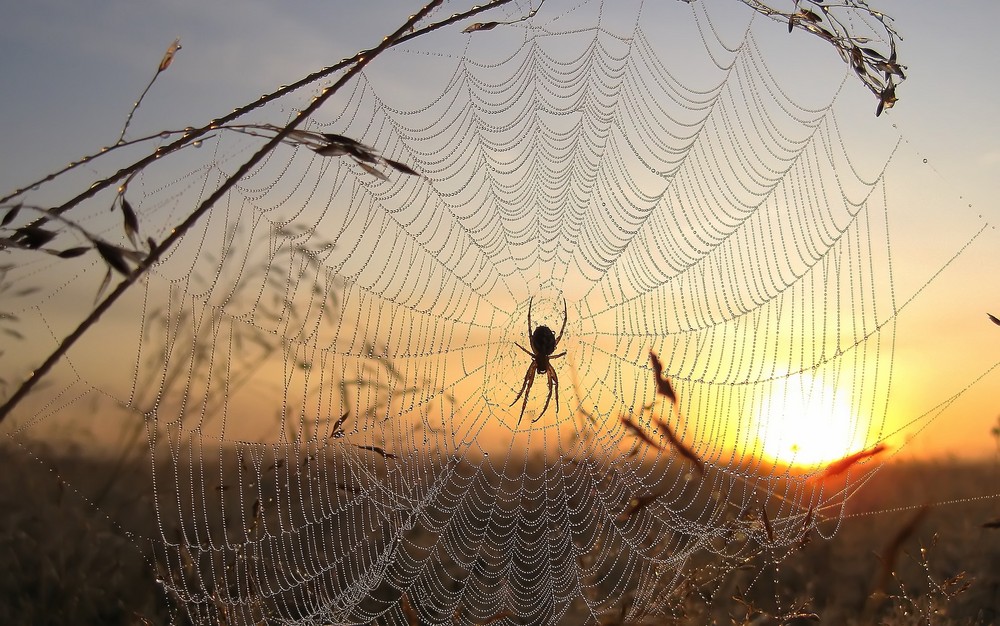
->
[2,443,997,625]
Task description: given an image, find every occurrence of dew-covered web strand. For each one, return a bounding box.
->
[6,1,996,625]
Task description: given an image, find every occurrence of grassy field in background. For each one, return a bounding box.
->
[2,443,997,625]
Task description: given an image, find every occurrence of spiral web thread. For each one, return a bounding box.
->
[2,1,964,624]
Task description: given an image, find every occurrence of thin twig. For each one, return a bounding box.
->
[819,443,888,479]
[117,38,182,144]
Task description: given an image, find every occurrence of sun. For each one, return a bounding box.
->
[753,371,869,467]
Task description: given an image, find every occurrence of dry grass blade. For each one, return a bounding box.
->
[383,157,420,176]
[649,351,676,402]
[95,268,113,303]
[462,0,544,34]
[780,608,820,623]
[643,350,703,473]
[622,492,664,519]
[761,503,775,544]
[248,126,423,178]
[620,415,664,451]
[1,203,21,227]
[938,572,973,602]
[731,587,765,624]
[158,37,182,72]
[872,506,929,600]
[355,444,397,459]
[53,246,89,259]
[120,197,140,245]
[331,411,350,438]
[792,8,823,26]
[355,161,389,180]
[228,123,423,179]
[477,610,514,625]
[132,612,155,626]
[94,240,134,275]
[876,81,897,116]
[248,499,262,536]
[820,443,888,478]
[797,504,815,549]
[654,416,704,475]
[462,21,499,33]
[15,225,58,249]
[401,592,419,626]
[316,133,376,161]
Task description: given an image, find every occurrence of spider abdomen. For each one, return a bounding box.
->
[531,325,557,356]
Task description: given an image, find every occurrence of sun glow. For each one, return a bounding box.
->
[753,372,869,467]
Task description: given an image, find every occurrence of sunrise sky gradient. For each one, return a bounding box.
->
[1,1,999,460]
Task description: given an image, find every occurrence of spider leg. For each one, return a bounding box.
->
[510,363,533,407]
[534,366,560,422]
[515,342,533,357]
[551,366,560,415]
[533,371,553,422]
[555,298,568,344]
[511,365,536,426]
[550,351,566,360]
[527,296,533,337]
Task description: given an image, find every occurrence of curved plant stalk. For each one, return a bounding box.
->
[734,0,905,114]
[117,38,183,144]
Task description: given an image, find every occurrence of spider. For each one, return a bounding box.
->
[510,297,567,424]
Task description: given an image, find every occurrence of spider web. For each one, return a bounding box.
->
[2,1,997,625]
